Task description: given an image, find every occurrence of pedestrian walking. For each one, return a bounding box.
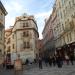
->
[38,57,42,69]
[44,57,48,67]
[65,54,69,65]
[69,53,74,65]
[52,56,56,66]
[48,56,52,66]
[56,54,62,68]
[25,59,29,65]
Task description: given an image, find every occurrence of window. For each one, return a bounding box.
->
[0,31,2,40]
[67,34,69,42]
[7,38,10,44]
[12,35,14,39]
[12,44,14,49]
[0,13,3,21]
[0,13,2,15]
[72,0,75,5]
[23,22,28,27]
[4,45,6,49]
[26,31,29,36]
[23,32,26,37]
[23,42,26,49]
[63,10,66,17]
[69,1,71,8]
[69,33,72,41]
[62,37,65,44]
[59,2,61,8]
[62,24,64,30]
[23,42,30,49]
[61,0,64,5]
[74,30,75,39]
[26,22,28,27]
[60,12,62,19]
[0,49,1,53]
[23,31,29,37]
[23,23,25,27]
[27,42,30,48]
[7,46,11,52]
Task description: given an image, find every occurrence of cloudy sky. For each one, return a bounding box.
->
[1,0,55,39]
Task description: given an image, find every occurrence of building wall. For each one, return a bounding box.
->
[0,1,7,59]
[60,0,75,45]
[11,14,39,62]
[42,13,55,56]
[52,0,75,56]
[37,39,43,57]
[5,29,12,54]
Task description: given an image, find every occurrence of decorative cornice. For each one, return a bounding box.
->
[0,1,8,15]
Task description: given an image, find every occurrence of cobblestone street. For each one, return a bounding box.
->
[1,63,75,75]
[23,63,75,75]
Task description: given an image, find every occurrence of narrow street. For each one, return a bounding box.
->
[0,62,75,75]
[0,0,75,75]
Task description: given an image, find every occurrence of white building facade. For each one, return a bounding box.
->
[0,1,7,62]
[5,14,39,63]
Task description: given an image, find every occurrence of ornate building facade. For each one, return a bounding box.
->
[5,14,39,62]
[0,1,7,62]
[53,0,75,57]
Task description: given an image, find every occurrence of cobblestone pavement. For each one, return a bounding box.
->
[0,63,75,75]
[23,63,75,75]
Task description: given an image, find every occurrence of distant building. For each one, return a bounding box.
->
[5,28,12,54]
[0,1,7,60]
[42,14,55,57]
[5,14,39,63]
[37,39,43,57]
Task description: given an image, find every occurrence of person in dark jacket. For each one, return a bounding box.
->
[56,54,62,68]
[48,56,52,66]
[52,56,56,66]
[38,57,42,69]
[69,53,74,65]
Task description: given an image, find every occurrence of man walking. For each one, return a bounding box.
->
[38,57,42,69]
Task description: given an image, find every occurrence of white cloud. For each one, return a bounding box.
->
[5,15,15,29]
[4,0,53,39]
[35,10,52,19]
[5,1,24,13]
[5,0,25,29]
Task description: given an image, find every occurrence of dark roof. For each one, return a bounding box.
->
[0,1,7,15]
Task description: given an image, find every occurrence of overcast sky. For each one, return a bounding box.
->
[1,0,55,39]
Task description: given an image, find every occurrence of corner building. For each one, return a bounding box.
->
[12,14,39,62]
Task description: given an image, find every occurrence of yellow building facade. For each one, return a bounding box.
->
[54,0,75,56]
